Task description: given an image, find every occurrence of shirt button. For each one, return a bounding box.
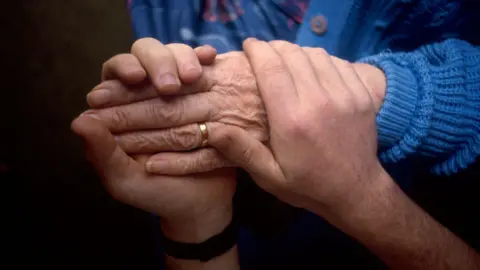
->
[310,15,328,35]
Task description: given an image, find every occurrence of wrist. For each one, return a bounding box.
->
[327,166,400,235]
[161,204,233,243]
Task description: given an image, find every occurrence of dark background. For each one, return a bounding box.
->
[2,1,479,269]
[3,1,159,269]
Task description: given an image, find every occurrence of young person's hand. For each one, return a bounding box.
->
[203,38,480,270]
[89,37,217,108]
[203,39,382,214]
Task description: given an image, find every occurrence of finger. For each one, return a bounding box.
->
[88,73,214,109]
[86,93,213,133]
[71,114,139,181]
[131,38,181,94]
[166,43,203,84]
[146,148,233,175]
[303,47,351,98]
[243,38,297,119]
[101,54,147,84]
[206,122,284,191]
[116,123,203,154]
[87,80,157,108]
[195,45,217,65]
[269,41,323,101]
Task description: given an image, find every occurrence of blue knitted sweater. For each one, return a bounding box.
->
[130,0,480,176]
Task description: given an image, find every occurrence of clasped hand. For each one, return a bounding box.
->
[72,37,388,228]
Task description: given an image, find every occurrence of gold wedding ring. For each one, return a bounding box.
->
[198,123,209,147]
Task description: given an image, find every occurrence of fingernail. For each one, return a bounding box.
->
[84,114,102,120]
[146,160,167,173]
[81,110,101,120]
[157,74,180,89]
[87,89,111,107]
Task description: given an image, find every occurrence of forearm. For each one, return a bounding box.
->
[161,202,239,270]
[324,170,480,270]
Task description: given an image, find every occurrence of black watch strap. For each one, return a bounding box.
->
[161,217,237,262]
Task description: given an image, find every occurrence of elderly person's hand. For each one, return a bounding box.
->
[86,38,386,175]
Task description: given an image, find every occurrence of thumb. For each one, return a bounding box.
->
[71,114,138,180]
[207,123,283,191]
[195,45,217,65]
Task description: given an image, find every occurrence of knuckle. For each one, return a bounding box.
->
[145,46,168,61]
[166,43,191,52]
[146,102,182,126]
[164,102,184,126]
[145,104,162,122]
[307,47,329,61]
[315,47,328,56]
[131,37,155,54]
[166,126,198,150]
[302,47,315,57]
[280,43,303,56]
[270,41,303,58]
[130,38,144,54]
[122,134,151,152]
[268,40,290,50]
[178,126,201,149]
[336,58,353,70]
[284,113,311,138]
[109,107,130,129]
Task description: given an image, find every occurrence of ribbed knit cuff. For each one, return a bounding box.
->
[360,40,480,175]
[359,54,418,150]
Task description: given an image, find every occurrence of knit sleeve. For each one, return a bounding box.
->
[359,39,480,175]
